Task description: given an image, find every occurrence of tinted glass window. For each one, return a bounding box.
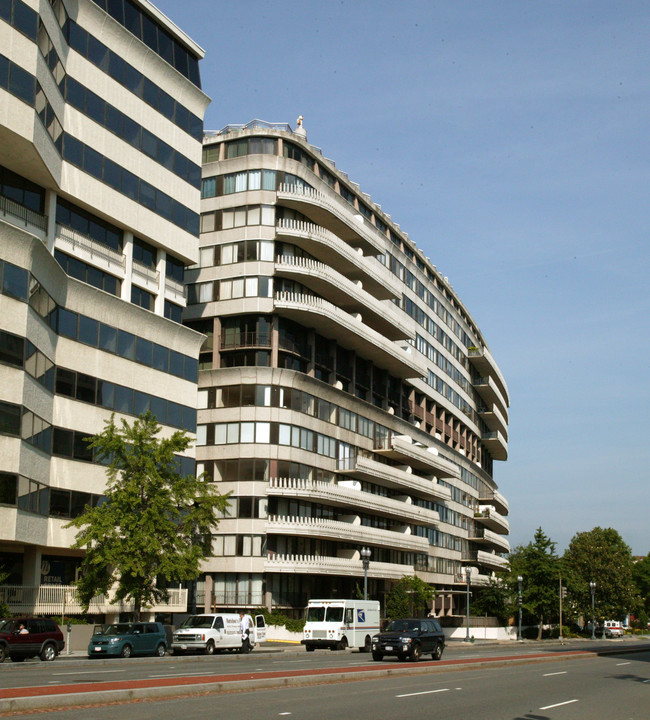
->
[117,330,135,360]
[99,323,117,353]
[58,309,78,339]
[2,262,28,300]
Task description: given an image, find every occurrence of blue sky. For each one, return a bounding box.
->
[154,0,649,555]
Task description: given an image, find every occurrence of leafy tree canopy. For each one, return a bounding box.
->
[632,553,650,615]
[470,575,512,625]
[66,413,229,619]
[563,527,639,621]
[508,527,560,639]
[385,575,435,619]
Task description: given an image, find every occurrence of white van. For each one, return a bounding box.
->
[171,613,266,655]
[302,599,380,652]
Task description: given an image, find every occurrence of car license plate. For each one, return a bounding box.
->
[385,645,393,651]
[94,647,101,651]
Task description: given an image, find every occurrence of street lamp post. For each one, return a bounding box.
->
[589,581,596,640]
[361,547,371,601]
[464,567,472,642]
[517,575,523,641]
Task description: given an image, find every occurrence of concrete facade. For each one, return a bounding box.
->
[188,120,511,617]
[0,0,208,618]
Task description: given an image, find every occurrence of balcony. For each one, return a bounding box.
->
[265,515,431,553]
[472,375,508,417]
[132,259,160,292]
[0,584,188,616]
[474,508,509,535]
[462,550,509,572]
[0,195,48,236]
[467,346,509,408]
[374,435,460,478]
[274,255,412,340]
[277,183,385,255]
[477,401,509,436]
[267,477,439,526]
[55,223,125,274]
[482,430,508,461]
[165,275,186,304]
[468,527,511,553]
[276,219,400,300]
[265,553,416,580]
[274,291,427,379]
[478,489,509,516]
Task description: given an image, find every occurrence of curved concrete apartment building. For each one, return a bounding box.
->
[0,0,208,619]
[187,119,510,617]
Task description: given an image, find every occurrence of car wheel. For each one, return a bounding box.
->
[372,651,383,661]
[336,637,348,651]
[432,643,443,661]
[40,644,57,662]
[361,635,372,653]
[306,645,315,652]
[121,644,132,659]
[0,646,6,663]
[155,643,166,658]
[410,644,421,662]
[205,641,215,656]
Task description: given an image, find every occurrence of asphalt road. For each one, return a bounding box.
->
[2,643,649,720]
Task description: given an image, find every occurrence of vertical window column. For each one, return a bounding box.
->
[155,248,166,316]
[121,232,134,303]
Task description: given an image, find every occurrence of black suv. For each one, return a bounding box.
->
[0,618,65,663]
[372,618,445,662]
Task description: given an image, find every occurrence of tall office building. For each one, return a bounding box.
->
[0,0,209,618]
[188,120,510,617]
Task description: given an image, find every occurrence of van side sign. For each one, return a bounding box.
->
[357,610,365,623]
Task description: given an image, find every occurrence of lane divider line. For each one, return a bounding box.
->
[540,699,579,710]
[396,689,450,697]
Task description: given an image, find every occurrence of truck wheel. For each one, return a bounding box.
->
[361,636,372,653]
[336,637,348,651]
[205,641,215,655]
[306,645,315,652]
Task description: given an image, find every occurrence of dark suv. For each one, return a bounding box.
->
[0,618,65,663]
[372,618,445,662]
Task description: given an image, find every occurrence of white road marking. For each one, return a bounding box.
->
[643,679,650,684]
[396,689,449,698]
[616,662,631,666]
[540,699,579,710]
[543,671,567,676]
[52,670,128,676]
[279,714,292,716]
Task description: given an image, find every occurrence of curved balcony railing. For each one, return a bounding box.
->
[276,218,400,300]
[265,553,416,580]
[474,508,510,535]
[277,183,385,254]
[267,477,439,526]
[265,515,430,552]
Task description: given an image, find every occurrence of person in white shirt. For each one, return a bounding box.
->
[239,611,251,653]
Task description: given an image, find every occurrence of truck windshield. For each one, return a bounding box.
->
[307,607,325,622]
[181,616,215,629]
[326,608,343,622]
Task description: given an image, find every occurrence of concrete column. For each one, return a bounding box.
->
[204,574,214,613]
[270,316,279,368]
[44,189,57,254]
[264,589,273,613]
[213,316,221,369]
[22,547,43,586]
[121,232,133,303]
[155,249,166,316]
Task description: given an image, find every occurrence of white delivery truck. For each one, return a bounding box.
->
[302,599,380,652]
[171,613,266,655]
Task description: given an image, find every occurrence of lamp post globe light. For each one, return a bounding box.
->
[361,547,372,601]
[464,567,472,642]
[517,575,523,641]
[589,582,596,640]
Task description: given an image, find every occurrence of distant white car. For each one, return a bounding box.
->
[603,620,623,638]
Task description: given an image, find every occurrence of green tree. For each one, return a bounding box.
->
[509,527,560,639]
[563,527,639,625]
[0,569,9,618]
[66,413,229,619]
[470,575,512,625]
[632,553,650,616]
[385,575,434,619]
